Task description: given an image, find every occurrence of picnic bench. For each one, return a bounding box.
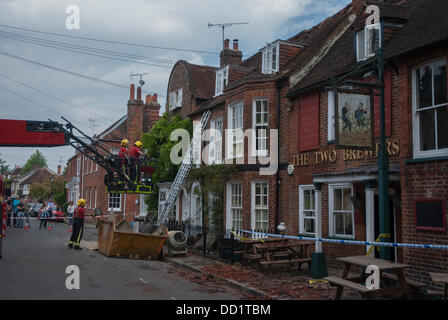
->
[241,239,313,273]
[428,272,448,300]
[325,255,425,300]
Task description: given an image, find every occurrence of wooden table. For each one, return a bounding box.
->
[239,238,289,265]
[429,272,448,301]
[250,240,313,273]
[325,255,415,300]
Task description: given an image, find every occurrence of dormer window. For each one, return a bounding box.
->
[356,23,381,61]
[262,43,279,74]
[215,66,229,96]
[169,88,183,110]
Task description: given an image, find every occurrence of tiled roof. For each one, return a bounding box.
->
[384,0,448,58]
[184,61,218,100]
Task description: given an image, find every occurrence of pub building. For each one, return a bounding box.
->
[280,0,448,286]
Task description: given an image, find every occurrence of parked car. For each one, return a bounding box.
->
[31,203,44,217]
[51,209,65,222]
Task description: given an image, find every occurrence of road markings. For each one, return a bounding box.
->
[139,278,148,284]
[171,296,177,300]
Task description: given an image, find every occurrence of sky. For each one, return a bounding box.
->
[0,0,350,173]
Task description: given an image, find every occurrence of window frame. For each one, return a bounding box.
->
[412,58,448,158]
[251,181,269,233]
[252,98,269,157]
[209,117,223,164]
[262,43,279,74]
[214,66,229,97]
[107,193,121,212]
[227,102,244,159]
[328,183,355,239]
[356,23,382,62]
[327,91,336,142]
[299,185,316,236]
[226,181,243,234]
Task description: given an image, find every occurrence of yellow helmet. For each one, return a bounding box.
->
[77,198,86,207]
[134,141,143,148]
[121,139,129,146]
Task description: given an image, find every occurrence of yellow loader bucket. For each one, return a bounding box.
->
[98,220,167,260]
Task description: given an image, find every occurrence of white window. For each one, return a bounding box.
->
[412,59,448,158]
[227,182,243,232]
[262,43,279,74]
[89,188,92,208]
[95,163,98,172]
[76,157,80,176]
[356,24,381,61]
[209,118,223,164]
[328,91,336,141]
[299,185,316,236]
[214,66,229,96]
[329,184,354,238]
[253,99,269,156]
[94,187,97,209]
[108,193,121,211]
[227,102,244,159]
[252,182,269,232]
[169,88,183,110]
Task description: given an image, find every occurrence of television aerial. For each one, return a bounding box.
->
[130,72,149,87]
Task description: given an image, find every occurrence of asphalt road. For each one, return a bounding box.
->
[0,219,246,300]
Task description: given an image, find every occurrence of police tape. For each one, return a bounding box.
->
[237,230,448,250]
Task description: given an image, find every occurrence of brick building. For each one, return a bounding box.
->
[65,85,160,220]
[162,0,447,286]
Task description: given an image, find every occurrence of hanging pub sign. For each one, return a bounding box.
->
[335,90,374,149]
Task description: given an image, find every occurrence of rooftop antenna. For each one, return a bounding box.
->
[130,72,149,87]
[207,22,249,49]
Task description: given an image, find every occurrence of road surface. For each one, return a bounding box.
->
[0,219,247,300]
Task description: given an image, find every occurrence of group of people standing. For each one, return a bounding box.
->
[118,139,144,184]
[5,195,26,228]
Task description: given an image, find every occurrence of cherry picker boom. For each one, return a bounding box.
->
[0,118,156,194]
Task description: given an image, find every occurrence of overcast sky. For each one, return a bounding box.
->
[0,0,350,173]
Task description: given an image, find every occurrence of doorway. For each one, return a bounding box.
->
[374,195,396,261]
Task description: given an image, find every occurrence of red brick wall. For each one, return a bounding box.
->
[167,62,193,118]
[396,44,448,284]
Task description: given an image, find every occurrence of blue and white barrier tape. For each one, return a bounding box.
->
[236,230,448,250]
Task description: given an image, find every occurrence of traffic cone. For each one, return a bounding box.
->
[25,220,29,230]
[68,223,72,232]
[48,221,52,231]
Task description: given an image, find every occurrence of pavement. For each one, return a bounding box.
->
[165,253,349,300]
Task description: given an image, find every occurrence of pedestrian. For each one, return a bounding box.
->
[68,198,88,250]
[39,201,49,230]
[67,201,75,227]
[16,199,25,228]
[6,196,12,227]
[12,196,20,227]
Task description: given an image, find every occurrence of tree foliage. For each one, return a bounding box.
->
[0,154,9,174]
[141,113,192,213]
[22,150,48,174]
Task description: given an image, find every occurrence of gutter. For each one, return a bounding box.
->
[275,82,281,232]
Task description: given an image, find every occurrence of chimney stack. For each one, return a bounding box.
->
[233,39,239,50]
[130,84,135,100]
[220,39,243,67]
[137,86,142,101]
[224,38,230,50]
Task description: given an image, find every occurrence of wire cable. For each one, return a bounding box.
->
[0,72,117,123]
[0,23,218,55]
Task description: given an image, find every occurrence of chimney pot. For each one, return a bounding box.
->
[233,39,239,51]
[152,93,158,102]
[130,84,135,100]
[137,86,142,101]
[224,39,230,50]
[145,94,152,104]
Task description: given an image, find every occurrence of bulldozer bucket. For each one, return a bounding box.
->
[98,221,167,260]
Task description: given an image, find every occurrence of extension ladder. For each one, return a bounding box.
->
[158,109,211,225]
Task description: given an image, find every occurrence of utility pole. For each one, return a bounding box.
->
[207,22,249,49]
[377,46,391,261]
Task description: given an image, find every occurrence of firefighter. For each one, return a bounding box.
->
[129,140,144,184]
[118,139,130,181]
[68,198,87,250]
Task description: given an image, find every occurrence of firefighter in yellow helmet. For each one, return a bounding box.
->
[118,139,130,181]
[129,141,144,184]
[68,198,89,250]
